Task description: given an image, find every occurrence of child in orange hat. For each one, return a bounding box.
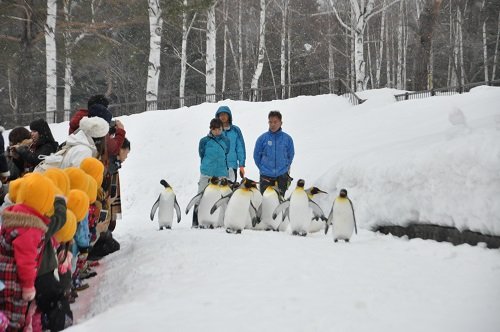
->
[0,173,60,330]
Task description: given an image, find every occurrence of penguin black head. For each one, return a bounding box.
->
[297,179,305,188]
[220,178,228,186]
[209,176,220,185]
[309,187,327,195]
[339,189,348,198]
[160,179,170,188]
[242,177,258,189]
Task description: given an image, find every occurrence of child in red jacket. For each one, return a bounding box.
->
[0,173,56,331]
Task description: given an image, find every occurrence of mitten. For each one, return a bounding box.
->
[239,166,245,178]
[22,287,36,301]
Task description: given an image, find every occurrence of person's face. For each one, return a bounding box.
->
[118,148,130,162]
[31,130,39,141]
[218,112,229,125]
[210,126,222,136]
[268,116,282,132]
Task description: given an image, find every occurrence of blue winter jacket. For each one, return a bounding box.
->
[253,128,294,178]
[199,132,230,177]
[215,106,246,168]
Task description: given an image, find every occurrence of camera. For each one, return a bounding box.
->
[109,119,117,135]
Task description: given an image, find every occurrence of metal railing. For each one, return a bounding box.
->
[394,79,500,101]
[108,78,364,117]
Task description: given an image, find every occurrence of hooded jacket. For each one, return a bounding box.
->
[199,132,230,177]
[59,130,98,169]
[253,128,294,178]
[215,106,246,169]
[0,126,10,178]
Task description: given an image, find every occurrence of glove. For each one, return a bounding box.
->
[22,287,36,301]
[239,166,245,178]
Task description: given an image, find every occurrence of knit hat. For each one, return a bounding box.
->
[7,177,24,203]
[80,157,104,187]
[44,168,71,196]
[64,167,90,192]
[67,189,90,221]
[17,173,56,215]
[88,104,112,123]
[54,209,77,243]
[79,116,109,138]
[87,94,110,109]
[86,175,98,204]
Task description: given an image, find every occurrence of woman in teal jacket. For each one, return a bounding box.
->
[198,118,230,193]
[215,106,246,183]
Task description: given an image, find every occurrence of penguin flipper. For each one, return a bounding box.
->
[174,197,182,223]
[325,201,335,234]
[308,199,327,221]
[272,201,290,220]
[250,202,259,227]
[348,198,357,234]
[210,193,232,215]
[185,192,203,214]
[150,195,161,221]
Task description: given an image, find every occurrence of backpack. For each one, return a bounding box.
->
[33,143,71,172]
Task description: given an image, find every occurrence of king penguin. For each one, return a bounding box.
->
[211,178,260,234]
[306,186,328,233]
[150,179,181,230]
[257,181,283,231]
[325,189,357,242]
[185,177,221,229]
[273,179,326,236]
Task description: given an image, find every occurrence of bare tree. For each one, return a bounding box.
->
[206,2,217,100]
[146,0,163,111]
[45,0,57,123]
[251,0,267,100]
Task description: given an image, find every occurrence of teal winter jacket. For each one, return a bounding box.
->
[215,106,246,169]
[199,133,230,177]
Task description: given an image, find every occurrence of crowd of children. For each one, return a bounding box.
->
[0,95,130,331]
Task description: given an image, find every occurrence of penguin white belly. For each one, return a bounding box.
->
[259,193,281,230]
[158,191,175,227]
[289,192,311,233]
[197,187,221,228]
[216,187,233,227]
[245,188,262,229]
[224,190,251,231]
[332,202,355,240]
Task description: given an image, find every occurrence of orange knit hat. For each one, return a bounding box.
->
[44,168,71,196]
[86,175,98,204]
[54,209,77,243]
[17,173,56,215]
[7,177,24,203]
[66,189,89,221]
[80,157,105,187]
[64,167,90,192]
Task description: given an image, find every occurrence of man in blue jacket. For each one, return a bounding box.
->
[253,111,294,195]
[215,106,246,183]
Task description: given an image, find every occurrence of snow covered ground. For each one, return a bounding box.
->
[5,86,500,331]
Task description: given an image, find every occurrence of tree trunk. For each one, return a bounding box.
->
[280,0,288,98]
[251,0,266,101]
[458,6,465,86]
[45,0,57,123]
[481,0,488,82]
[492,11,500,80]
[179,0,188,108]
[386,15,392,88]
[414,0,442,90]
[146,0,163,111]
[238,0,244,96]
[375,0,386,88]
[396,0,404,89]
[206,3,217,101]
[222,0,228,93]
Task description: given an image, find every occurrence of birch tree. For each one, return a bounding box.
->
[492,11,500,80]
[206,2,217,101]
[179,0,196,108]
[45,0,57,123]
[146,0,163,111]
[280,0,289,98]
[251,0,267,100]
[329,0,401,91]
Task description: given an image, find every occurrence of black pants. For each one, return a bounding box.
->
[259,173,290,196]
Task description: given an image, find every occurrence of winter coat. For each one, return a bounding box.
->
[253,128,295,178]
[199,133,230,177]
[68,109,88,134]
[215,107,246,169]
[37,197,67,277]
[0,204,50,330]
[16,138,58,172]
[59,130,98,169]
